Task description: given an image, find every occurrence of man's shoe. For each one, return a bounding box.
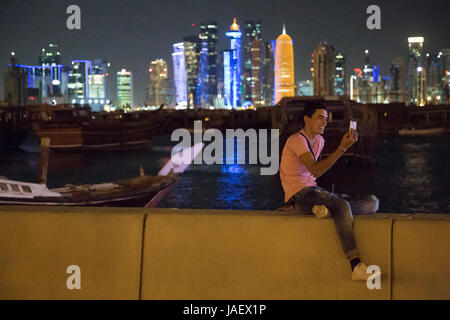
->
[351,262,382,281]
[352,262,370,281]
[312,205,331,218]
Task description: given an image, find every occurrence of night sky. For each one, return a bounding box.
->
[1,0,449,105]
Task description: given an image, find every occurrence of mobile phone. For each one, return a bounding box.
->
[349,120,357,131]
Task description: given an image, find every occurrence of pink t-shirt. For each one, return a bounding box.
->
[279,130,325,202]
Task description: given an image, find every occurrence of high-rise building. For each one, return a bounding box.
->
[216,49,225,103]
[312,42,335,96]
[39,43,64,98]
[6,50,69,106]
[223,49,232,109]
[182,36,201,107]
[261,41,274,105]
[67,59,109,110]
[224,18,242,108]
[172,43,187,108]
[349,50,384,103]
[68,60,92,102]
[438,49,450,104]
[117,68,133,109]
[274,25,294,104]
[87,59,110,110]
[146,59,170,107]
[423,53,441,104]
[4,53,28,106]
[407,36,425,106]
[243,20,262,103]
[198,42,209,107]
[89,60,108,99]
[334,53,345,96]
[199,21,218,106]
[388,57,406,103]
[250,39,263,106]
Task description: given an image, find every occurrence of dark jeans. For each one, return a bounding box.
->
[291,186,379,259]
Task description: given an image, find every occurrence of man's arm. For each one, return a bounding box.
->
[299,129,358,178]
[299,147,345,178]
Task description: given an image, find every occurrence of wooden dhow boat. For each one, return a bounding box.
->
[0,174,176,207]
[0,142,204,207]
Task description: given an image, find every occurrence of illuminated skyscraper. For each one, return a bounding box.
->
[407,36,425,106]
[146,59,169,106]
[334,53,345,96]
[39,43,64,98]
[116,68,133,109]
[388,57,406,103]
[88,60,108,100]
[66,59,109,110]
[199,21,218,106]
[5,51,68,106]
[243,20,262,103]
[224,18,242,108]
[87,59,110,111]
[261,41,274,105]
[198,42,209,107]
[274,25,294,104]
[68,60,92,101]
[223,50,232,108]
[172,43,187,107]
[183,36,201,107]
[312,42,335,96]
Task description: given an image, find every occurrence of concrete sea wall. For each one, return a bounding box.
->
[0,206,448,299]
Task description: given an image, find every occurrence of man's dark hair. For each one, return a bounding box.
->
[301,100,328,125]
[301,101,327,121]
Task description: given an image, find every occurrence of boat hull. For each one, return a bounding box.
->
[398,127,445,136]
[0,188,164,207]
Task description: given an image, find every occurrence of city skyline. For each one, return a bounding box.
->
[1,0,449,105]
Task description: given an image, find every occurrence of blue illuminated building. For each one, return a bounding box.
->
[68,59,110,111]
[223,50,232,107]
[198,42,209,107]
[199,22,218,107]
[372,65,380,82]
[7,61,68,105]
[224,18,242,108]
[172,42,187,108]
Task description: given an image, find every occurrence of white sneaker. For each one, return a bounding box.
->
[351,262,382,281]
[312,205,331,218]
[352,262,370,281]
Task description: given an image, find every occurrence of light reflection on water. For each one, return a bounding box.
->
[0,134,448,213]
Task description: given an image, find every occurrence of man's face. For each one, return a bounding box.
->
[305,109,328,135]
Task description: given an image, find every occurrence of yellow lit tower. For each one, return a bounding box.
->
[274,24,295,104]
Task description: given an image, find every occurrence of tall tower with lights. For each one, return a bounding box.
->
[117,68,133,109]
[312,42,335,96]
[407,36,425,106]
[172,42,187,107]
[224,18,242,108]
[199,21,218,106]
[147,59,169,107]
[274,24,294,104]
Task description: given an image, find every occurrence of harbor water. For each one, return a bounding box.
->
[0,134,448,213]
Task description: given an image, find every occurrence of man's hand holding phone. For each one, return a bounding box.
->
[338,121,358,152]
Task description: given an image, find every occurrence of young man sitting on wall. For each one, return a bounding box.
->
[279,101,380,281]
